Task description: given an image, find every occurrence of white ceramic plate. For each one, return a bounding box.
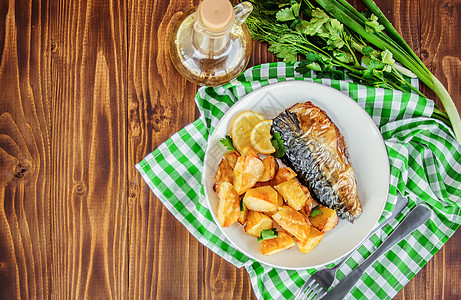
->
[203,81,389,269]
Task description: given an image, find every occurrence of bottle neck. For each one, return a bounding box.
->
[192,8,232,56]
[192,29,230,55]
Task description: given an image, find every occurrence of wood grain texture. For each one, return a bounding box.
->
[0,0,460,299]
[126,0,203,299]
[0,0,51,298]
[50,0,128,298]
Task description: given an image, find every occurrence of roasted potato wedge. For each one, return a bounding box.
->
[296,227,325,254]
[309,205,339,232]
[263,193,284,217]
[261,231,295,256]
[272,167,297,185]
[301,202,313,217]
[233,154,265,195]
[216,182,240,227]
[252,181,271,189]
[223,151,240,169]
[300,185,314,216]
[237,200,247,225]
[259,156,279,182]
[243,186,278,212]
[244,211,273,237]
[277,193,284,207]
[300,184,310,195]
[272,206,311,242]
[213,159,234,192]
[239,146,259,157]
[274,179,306,211]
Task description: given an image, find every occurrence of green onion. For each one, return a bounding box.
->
[257,228,278,241]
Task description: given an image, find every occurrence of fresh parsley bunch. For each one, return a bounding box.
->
[244,0,459,139]
[245,0,422,95]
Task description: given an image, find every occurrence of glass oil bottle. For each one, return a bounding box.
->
[169,0,253,87]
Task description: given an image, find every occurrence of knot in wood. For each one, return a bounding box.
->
[149,104,172,132]
[421,50,429,59]
[212,279,224,293]
[442,2,454,16]
[129,181,137,198]
[14,163,30,178]
[74,183,87,196]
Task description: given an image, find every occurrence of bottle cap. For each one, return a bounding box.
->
[198,0,234,32]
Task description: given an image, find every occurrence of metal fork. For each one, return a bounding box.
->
[294,196,409,300]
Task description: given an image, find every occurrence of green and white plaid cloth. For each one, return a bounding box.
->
[136,62,461,299]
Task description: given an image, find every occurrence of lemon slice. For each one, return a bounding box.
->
[231,111,265,153]
[250,120,275,154]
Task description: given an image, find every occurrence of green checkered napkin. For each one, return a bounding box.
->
[136,62,461,299]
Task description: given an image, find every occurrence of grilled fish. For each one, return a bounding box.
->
[271,102,362,222]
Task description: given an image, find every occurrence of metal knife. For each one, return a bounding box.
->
[321,205,431,300]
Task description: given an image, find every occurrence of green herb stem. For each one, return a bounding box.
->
[343,37,359,65]
[431,75,461,140]
[432,106,452,128]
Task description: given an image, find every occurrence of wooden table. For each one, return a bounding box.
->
[1,0,460,298]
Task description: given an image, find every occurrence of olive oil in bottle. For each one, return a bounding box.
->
[169,0,253,87]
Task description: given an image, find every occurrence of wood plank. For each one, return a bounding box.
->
[126,0,202,298]
[0,0,52,298]
[50,0,128,298]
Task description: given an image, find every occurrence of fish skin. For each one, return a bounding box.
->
[271,103,361,222]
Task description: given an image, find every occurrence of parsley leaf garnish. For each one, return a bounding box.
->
[302,8,330,36]
[268,42,298,64]
[276,3,300,22]
[257,228,278,242]
[271,132,286,158]
[240,198,245,212]
[333,50,354,64]
[326,19,345,49]
[310,206,323,217]
[365,14,385,33]
[219,135,235,151]
[380,49,395,72]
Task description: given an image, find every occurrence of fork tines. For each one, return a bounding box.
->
[295,279,325,300]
